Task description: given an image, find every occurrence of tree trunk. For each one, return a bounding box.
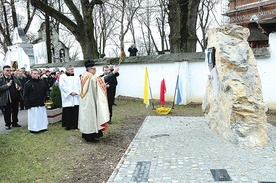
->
[81,3,99,59]
[179,0,189,52]
[168,0,182,53]
[188,0,200,52]
[11,0,18,28]
[31,0,99,60]
[168,0,200,53]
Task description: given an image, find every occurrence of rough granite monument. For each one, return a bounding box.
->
[202,25,268,147]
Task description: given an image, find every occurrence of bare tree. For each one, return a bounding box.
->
[94,3,119,58]
[139,19,158,55]
[31,0,103,59]
[129,19,136,47]
[107,0,142,53]
[139,19,151,55]
[156,0,169,53]
[197,0,219,52]
[0,0,36,53]
[136,0,170,55]
[136,0,153,55]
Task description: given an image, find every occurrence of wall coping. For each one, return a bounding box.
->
[31,49,269,69]
[31,52,205,68]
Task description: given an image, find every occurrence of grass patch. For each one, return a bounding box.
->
[0,123,83,182]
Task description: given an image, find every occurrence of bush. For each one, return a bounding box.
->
[50,84,62,109]
[100,53,106,58]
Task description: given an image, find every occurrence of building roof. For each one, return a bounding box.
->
[247,22,269,41]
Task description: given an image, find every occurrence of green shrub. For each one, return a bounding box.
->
[100,53,106,58]
[50,84,62,109]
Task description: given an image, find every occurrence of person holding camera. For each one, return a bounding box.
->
[0,65,23,130]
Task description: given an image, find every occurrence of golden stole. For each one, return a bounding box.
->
[80,72,107,99]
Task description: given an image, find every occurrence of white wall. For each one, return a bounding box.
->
[114,32,276,109]
[113,61,208,105]
[116,63,179,101]
[41,33,276,109]
[256,33,276,109]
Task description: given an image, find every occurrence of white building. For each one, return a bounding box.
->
[3,27,35,70]
[33,22,70,64]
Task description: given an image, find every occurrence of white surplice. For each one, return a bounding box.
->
[28,106,48,132]
[59,74,80,107]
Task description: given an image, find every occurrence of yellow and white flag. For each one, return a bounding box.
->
[143,67,149,108]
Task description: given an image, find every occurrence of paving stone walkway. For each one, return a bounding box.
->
[0,109,28,134]
[108,116,276,183]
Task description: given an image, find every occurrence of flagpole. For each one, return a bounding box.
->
[148,72,155,110]
[172,65,180,109]
[160,66,166,107]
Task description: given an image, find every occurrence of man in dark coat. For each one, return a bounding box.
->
[24,69,49,133]
[128,44,138,56]
[17,68,27,110]
[0,65,23,130]
[100,65,119,124]
[42,70,55,93]
[109,65,119,105]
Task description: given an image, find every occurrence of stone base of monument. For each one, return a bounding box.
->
[46,108,62,124]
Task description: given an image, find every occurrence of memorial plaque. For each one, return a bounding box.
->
[131,161,151,182]
[210,169,231,181]
[207,47,216,70]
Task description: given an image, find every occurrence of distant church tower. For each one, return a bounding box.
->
[34,22,70,63]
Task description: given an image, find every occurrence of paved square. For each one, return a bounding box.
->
[108,116,276,182]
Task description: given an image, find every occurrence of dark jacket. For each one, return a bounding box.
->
[23,78,49,109]
[0,75,22,106]
[43,76,55,91]
[18,77,27,94]
[128,47,138,56]
[100,72,118,105]
[100,72,119,89]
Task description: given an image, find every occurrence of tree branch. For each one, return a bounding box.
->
[31,0,79,34]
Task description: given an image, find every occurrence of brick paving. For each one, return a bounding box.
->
[108,116,276,183]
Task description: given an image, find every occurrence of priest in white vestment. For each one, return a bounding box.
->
[59,64,80,130]
[23,69,49,134]
[78,60,119,142]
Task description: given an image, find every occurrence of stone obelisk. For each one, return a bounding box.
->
[202,25,267,147]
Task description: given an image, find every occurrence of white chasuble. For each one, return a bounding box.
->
[78,71,109,134]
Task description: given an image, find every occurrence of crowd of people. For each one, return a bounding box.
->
[0,43,141,141]
[0,61,119,142]
[0,66,62,131]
